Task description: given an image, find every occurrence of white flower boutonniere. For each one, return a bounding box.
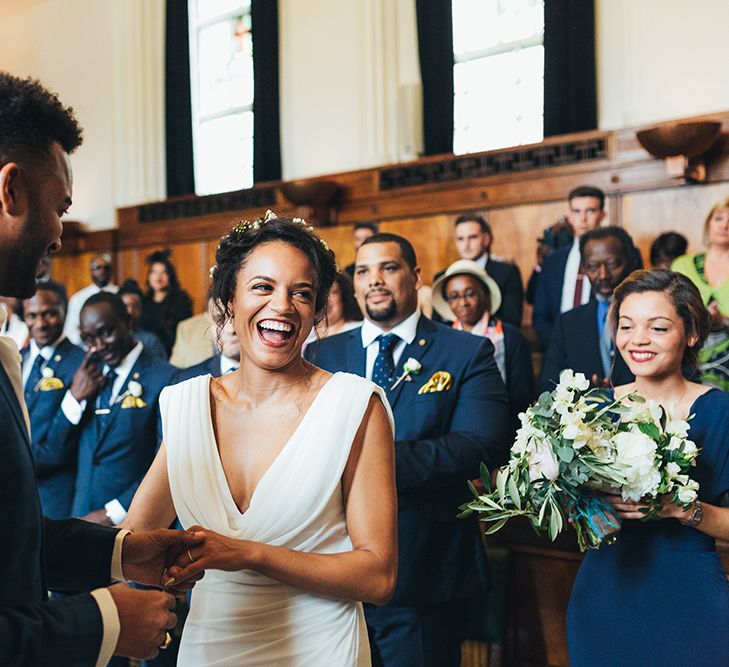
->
[390,357,422,390]
[37,366,64,391]
[118,380,147,409]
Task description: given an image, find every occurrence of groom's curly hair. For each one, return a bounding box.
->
[211,217,338,330]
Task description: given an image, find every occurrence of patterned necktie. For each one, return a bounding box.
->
[371,333,399,389]
[96,368,117,430]
[24,353,46,400]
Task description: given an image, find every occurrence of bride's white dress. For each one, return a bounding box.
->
[159,371,392,666]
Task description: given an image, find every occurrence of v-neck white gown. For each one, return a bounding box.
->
[160,372,391,666]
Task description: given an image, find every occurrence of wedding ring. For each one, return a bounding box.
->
[187,548,196,563]
[160,632,173,650]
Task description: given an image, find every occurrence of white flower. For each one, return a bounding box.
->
[666,419,690,438]
[666,462,681,477]
[40,367,55,379]
[127,380,143,398]
[677,479,699,504]
[527,439,560,482]
[623,398,663,425]
[683,439,698,458]
[403,357,422,375]
[613,429,660,501]
[209,265,217,279]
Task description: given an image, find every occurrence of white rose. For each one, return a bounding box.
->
[40,367,55,379]
[403,357,422,374]
[666,419,690,438]
[677,480,699,504]
[683,439,698,458]
[613,430,660,500]
[666,461,681,477]
[527,440,560,482]
[127,380,143,398]
[622,467,661,502]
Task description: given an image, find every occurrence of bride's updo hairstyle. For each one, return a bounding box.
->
[210,210,338,329]
[609,269,709,372]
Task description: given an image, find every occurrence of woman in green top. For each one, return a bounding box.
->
[672,196,729,389]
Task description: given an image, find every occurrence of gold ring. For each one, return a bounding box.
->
[187,548,196,563]
[160,632,173,650]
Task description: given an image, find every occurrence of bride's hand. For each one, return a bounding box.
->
[165,525,255,584]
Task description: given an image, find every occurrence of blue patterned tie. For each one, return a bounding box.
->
[96,368,117,430]
[24,353,45,400]
[371,333,399,389]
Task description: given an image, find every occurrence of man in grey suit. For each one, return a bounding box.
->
[0,71,205,664]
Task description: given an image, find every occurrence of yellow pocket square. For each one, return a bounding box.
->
[120,396,147,409]
[38,377,64,391]
[418,371,452,394]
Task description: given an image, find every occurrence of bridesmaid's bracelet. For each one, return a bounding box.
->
[680,500,704,527]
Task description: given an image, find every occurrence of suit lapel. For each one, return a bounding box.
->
[0,361,31,446]
[580,301,604,375]
[344,328,366,377]
[20,347,41,412]
[386,318,435,410]
[96,352,146,449]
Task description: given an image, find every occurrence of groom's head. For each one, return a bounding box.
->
[0,73,82,298]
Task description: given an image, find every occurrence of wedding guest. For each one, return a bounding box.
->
[0,295,29,349]
[21,280,85,518]
[303,271,362,353]
[432,259,534,438]
[119,279,168,360]
[175,317,240,381]
[650,231,687,269]
[123,214,397,665]
[567,269,729,667]
[526,217,574,305]
[70,292,179,526]
[540,227,637,392]
[307,232,509,667]
[435,214,524,326]
[0,70,204,665]
[672,198,729,390]
[344,221,379,279]
[63,253,118,345]
[140,249,193,355]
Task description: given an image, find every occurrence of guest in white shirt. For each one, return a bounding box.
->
[63,253,118,345]
[0,296,28,350]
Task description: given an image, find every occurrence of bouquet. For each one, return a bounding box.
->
[460,370,700,551]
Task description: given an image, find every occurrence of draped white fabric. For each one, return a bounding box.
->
[160,372,392,666]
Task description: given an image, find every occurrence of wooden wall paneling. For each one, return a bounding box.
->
[315,224,358,273]
[52,251,98,298]
[115,248,144,289]
[159,241,209,315]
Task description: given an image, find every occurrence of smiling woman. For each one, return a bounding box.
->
[123,212,397,666]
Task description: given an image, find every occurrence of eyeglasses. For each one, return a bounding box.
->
[90,263,109,270]
[445,289,481,304]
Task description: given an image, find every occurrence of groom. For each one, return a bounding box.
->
[0,71,205,665]
[306,233,509,666]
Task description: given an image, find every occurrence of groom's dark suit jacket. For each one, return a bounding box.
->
[0,361,119,665]
[306,316,509,606]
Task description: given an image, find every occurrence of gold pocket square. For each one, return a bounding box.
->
[418,371,452,394]
[38,377,64,391]
[120,396,147,409]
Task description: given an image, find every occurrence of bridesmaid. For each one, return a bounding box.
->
[567,269,729,667]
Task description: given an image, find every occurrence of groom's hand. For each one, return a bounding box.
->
[121,529,206,591]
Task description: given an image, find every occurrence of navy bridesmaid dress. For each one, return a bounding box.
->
[567,389,729,667]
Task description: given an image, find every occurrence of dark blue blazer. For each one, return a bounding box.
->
[531,244,571,347]
[0,360,118,664]
[539,300,634,394]
[502,322,536,438]
[306,316,509,606]
[23,337,86,519]
[71,349,179,516]
[175,354,222,382]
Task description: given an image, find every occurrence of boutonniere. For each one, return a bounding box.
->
[390,357,422,390]
[37,366,64,391]
[417,370,453,394]
[117,379,147,409]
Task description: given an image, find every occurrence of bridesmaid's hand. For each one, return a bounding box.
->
[165,525,255,585]
[603,494,686,520]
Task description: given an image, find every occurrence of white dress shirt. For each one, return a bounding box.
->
[360,310,421,380]
[0,304,29,350]
[0,307,128,667]
[220,354,239,375]
[559,238,592,313]
[64,283,119,346]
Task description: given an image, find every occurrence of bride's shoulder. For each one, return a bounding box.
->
[161,373,211,403]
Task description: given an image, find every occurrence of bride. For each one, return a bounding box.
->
[123,213,397,665]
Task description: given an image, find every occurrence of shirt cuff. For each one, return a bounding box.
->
[104,499,128,526]
[111,529,131,582]
[61,391,86,424]
[90,587,120,667]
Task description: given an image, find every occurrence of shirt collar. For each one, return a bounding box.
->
[104,340,143,378]
[361,309,421,348]
[219,354,239,374]
[30,335,65,361]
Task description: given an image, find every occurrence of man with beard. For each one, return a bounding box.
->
[0,71,204,664]
[539,226,638,392]
[306,232,508,667]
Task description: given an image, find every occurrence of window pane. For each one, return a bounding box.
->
[454,45,544,154]
[453,0,544,57]
[192,0,251,24]
[193,111,254,195]
[196,14,253,118]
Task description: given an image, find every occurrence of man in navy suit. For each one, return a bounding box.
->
[540,227,638,393]
[21,279,86,518]
[532,186,607,347]
[306,233,509,667]
[176,317,240,382]
[0,71,205,664]
[69,291,179,526]
[434,213,524,327]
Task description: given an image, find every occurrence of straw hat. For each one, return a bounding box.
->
[431,259,502,322]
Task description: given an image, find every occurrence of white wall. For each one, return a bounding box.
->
[0,0,165,230]
[596,0,729,129]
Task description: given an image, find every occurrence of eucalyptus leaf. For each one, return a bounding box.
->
[480,462,492,491]
[484,518,508,534]
[496,468,507,501]
[467,480,479,499]
[508,476,522,511]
